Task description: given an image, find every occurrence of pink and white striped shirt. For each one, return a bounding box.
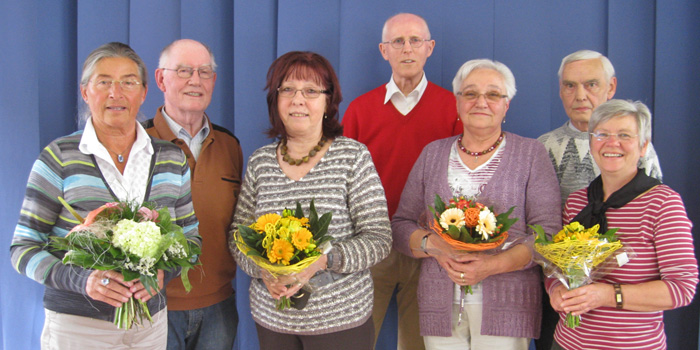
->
[547,184,698,350]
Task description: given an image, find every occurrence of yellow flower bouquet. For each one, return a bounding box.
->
[428,195,518,294]
[531,222,630,328]
[234,200,332,310]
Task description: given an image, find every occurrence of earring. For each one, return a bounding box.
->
[502,118,506,124]
[323,114,328,119]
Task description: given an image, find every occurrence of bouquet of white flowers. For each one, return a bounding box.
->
[50,198,201,329]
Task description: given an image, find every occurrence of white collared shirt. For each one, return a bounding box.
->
[161,108,210,160]
[383,73,429,115]
[79,118,154,203]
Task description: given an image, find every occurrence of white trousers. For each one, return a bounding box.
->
[41,307,167,350]
[424,304,529,350]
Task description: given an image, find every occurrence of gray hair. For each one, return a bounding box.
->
[381,13,431,42]
[452,59,517,100]
[588,99,652,148]
[78,42,147,123]
[558,50,615,82]
[158,39,218,71]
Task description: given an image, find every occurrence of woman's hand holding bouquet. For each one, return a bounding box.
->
[425,195,518,294]
[234,200,332,310]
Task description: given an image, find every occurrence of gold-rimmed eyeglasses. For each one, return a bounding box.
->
[456,90,508,103]
[90,79,142,91]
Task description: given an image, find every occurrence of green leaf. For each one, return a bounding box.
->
[295,201,305,219]
[600,227,619,242]
[496,206,518,233]
[529,224,551,244]
[433,194,446,216]
[447,225,460,240]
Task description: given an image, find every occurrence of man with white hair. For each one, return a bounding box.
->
[342,13,460,350]
[536,49,662,350]
[538,49,662,206]
[144,39,242,350]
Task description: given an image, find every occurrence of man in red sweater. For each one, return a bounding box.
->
[144,39,243,350]
[342,13,461,350]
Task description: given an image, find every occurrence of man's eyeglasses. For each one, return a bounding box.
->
[277,87,329,99]
[162,66,215,79]
[456,90,508,103]
[91,79,142,91]
[589,132,638,142]
[382,37,430,49]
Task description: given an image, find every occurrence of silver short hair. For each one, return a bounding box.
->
[79,42,147,123]
[588,99,652,148]
[452,59,517,100]
[381,13,431,42]
[159,39,218,71]
[558,50,615,82]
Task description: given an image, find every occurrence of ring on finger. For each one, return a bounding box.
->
[100,277,110,286]
[460,272,465,283]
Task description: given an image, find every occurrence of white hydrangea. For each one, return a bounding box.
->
[166,241,186,259]
[112,219,162,259]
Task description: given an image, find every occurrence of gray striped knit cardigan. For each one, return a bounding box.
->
[10,131,200,322]
[230,136,391,335]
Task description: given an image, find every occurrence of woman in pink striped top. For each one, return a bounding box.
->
[546,99,698,350]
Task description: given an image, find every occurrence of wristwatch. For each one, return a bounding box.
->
[420,233,431,255]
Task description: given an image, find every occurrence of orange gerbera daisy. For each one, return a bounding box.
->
[291,228,313,250]
[268,239,294,265]
[255,213,281,232]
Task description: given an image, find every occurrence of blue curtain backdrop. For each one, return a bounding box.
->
[1,1,699,349]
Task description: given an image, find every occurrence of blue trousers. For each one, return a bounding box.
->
[166,292,238,350]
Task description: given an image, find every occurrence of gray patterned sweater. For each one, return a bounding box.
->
[230,136,392,335]
[10,131,200,322]
[538,121,663,205]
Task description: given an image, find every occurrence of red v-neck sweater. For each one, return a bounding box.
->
[342,82,461,218]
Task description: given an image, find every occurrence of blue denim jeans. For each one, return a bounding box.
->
[166,292,238,350]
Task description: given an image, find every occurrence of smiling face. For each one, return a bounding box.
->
[456,68,510,134]
[590,114,648,180]
[156,40,216,120]
[380,14,434,85]
[560,58,617,131]
[80,57,147,132]
[277,78,327,139]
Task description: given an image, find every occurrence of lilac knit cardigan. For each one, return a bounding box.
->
[391,133,562,339]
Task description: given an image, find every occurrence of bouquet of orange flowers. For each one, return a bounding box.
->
[50,198,201,329]
[233,200,332,310]
[531,222,632,328]
[428,195,518,293]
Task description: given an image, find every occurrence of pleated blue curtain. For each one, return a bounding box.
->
[1,1,698,349]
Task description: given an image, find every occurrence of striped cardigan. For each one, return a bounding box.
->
[230,136,392,335]
[10,131,200,322]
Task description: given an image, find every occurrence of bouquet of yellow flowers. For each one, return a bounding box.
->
[531,222,631,328]
[50,198,201,329]
[234,200,332,310]
[428,195,518,294]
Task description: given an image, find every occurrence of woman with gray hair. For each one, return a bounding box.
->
[392,59,561,349]
[10,42,200,349]
[547,99,697,350]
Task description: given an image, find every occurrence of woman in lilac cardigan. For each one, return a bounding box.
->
[391,59,561,349]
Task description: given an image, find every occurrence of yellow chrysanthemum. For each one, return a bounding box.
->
[278,227,290,240]
[267,239,294,265]
[291,228,313,250]
[440,208,465,230]
[553,231,567,243]
[255,213,281,232]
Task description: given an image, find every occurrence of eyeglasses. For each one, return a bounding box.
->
[162,66,215,79]
[382,37,430,49]
[589,132,638,142]
[456,90,508,103]
[277,87,329,99]
[91,79,142,91]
